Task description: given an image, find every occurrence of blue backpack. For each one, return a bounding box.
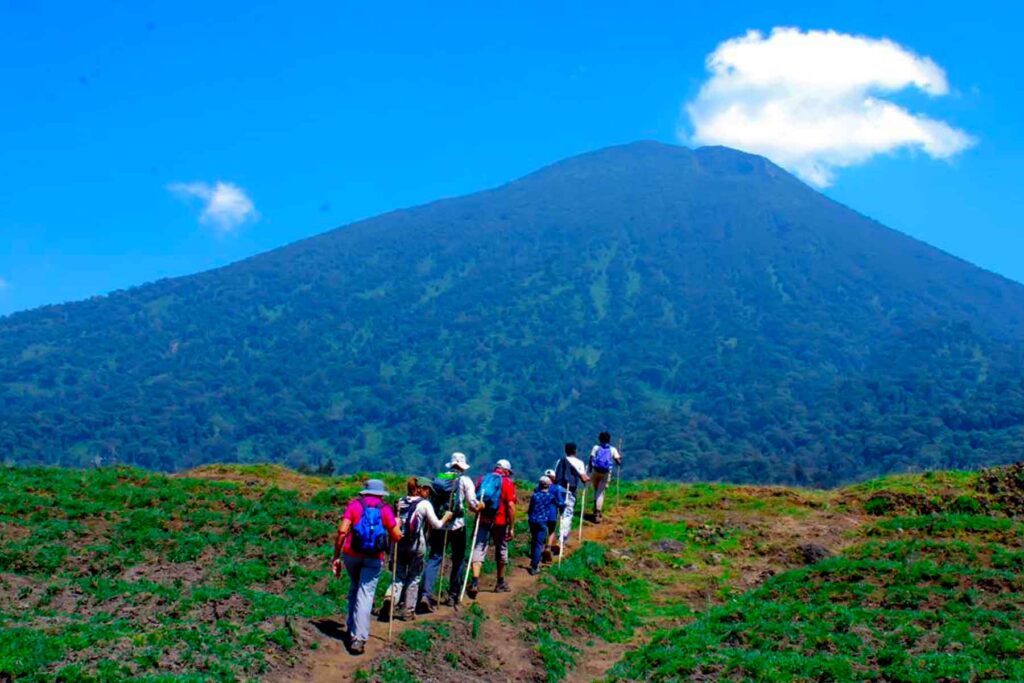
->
[528,489,557,525]
[479,473,505,515]
[351,496,389,554]
[593,445,615,473]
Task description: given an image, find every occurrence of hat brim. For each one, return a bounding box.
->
[446,462,470,471]
[359,488,389,496]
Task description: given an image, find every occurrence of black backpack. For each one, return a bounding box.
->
[396,496,425,559]
[430,472,463,519]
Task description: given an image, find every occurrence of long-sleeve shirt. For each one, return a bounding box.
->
[445,473,479,532]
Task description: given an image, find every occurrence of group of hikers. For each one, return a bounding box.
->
[329,432,624,654]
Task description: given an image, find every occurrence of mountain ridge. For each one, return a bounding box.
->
[2,142,1024,484]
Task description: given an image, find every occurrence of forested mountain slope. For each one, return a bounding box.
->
[3,141,1024,484]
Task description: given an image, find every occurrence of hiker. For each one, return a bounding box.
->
[542,468,566,563]
[331,479,403,655]
[386,477,453,621]
[466,459,517,598]
[527,475,558,575]
[553,442,590,553]
[419,452,480,611]
[588,432,622,523]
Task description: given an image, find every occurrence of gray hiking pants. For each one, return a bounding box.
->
[343,555,382,644]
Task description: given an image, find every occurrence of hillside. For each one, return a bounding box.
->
[2,463,1023,682]
[3,142,1024,484]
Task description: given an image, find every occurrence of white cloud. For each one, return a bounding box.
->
[168,181,257,234]
[684,27,975,186]
[0,277,8,291]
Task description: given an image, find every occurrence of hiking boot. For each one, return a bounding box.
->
[527,567,540,576]
[466,578,479,599]
[551,544,562,557]
[349,639,365,655]
[378,598,392,619]
[416,598,435,614]
[440,593,452,606]
[495,580,512,593]
[541,549,553,564]
[448,593,461,608]
[594,511,603,524]
[399,608,416,621]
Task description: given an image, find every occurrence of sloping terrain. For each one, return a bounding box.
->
[2,462,1022,682]
[3,142,1024,484]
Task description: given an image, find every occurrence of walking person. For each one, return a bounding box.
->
[589,432,622,523]
[386,477,452,621]
[419,452,479,611]
[553,443,590,554]
[527,475,558,575]
[543,468,566,563]
[331,479,403,655]
[466,459,517,598]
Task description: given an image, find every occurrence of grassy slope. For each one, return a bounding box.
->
[2,464,1023,682]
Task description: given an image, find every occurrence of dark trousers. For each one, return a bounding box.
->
[529,521,548,570]
[421,526,468,602]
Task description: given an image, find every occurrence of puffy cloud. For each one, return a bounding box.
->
[684,27,975,186]
[168,181,257,234]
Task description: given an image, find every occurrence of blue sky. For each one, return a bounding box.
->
[1,0,1021,316]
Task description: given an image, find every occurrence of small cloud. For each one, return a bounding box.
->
[168,181,257,234]
[0,277,8,291]
[684,27,975,186]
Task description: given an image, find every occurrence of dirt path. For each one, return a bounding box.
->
[271,509,621,683]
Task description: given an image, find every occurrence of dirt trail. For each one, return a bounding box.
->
[271,510,620,683]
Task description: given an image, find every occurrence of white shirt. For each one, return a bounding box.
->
[447,473,478,531]
[554,455,588,489]
[398,496,447,551]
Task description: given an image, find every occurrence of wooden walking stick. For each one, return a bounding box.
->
[434,484,458,600]
[577,484,587,544]
[458,511,483,603]
[616,438,623,509]
[387,543,398,642]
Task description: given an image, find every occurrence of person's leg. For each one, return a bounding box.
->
[593,471,609,516]
[344,555,361,637]
[468,520,491,598]
[403,555,424,617]
[494,524,509,590]
[352,557,382,647]
[447,527,467,602]
[419,529,445,607]
[559,490,576,549]
[529,522,544,570]
[471,520,492,579]
[389,559,407,616]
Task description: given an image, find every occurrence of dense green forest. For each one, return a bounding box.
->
[2,142,1024,485]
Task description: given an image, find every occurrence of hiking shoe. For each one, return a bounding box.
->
[541,549,553,563]
[416,599,435,614]
[440,593,452,606]
[399,609,416,621]
[466,578,479,599]
[527,567,540,576]
[349,640,365,655]
[448,593,461,608]
[594,511,603,523]
[551,544,562,556]
[495,581,512,593]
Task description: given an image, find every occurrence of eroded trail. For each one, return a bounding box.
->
[271,509,622,683]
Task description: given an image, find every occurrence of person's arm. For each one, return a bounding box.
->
[575,458,591,483]
[423,501,452,530]
[383,506,403,542]
[331,518,351,577]
[504,479,517,539]
[463,476,481,512]
[614,447,623,464]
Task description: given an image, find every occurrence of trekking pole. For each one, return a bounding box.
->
[616,438,623,509]
[434,486,458,600]
[577,485,587,544]
[387,543,398,643]
[458,512,483,603]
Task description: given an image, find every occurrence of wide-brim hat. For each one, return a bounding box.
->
[446,452,470,471]
[360,479,389,496]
